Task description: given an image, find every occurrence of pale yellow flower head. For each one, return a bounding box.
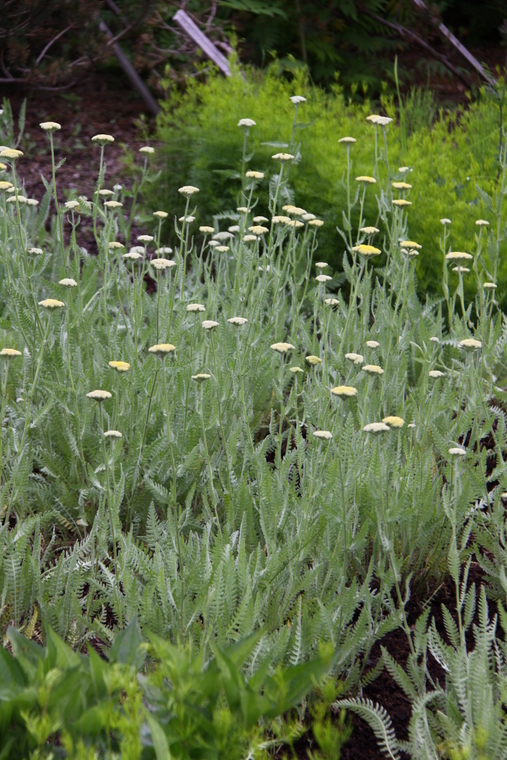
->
[104,430,122,438]
[392,199,412,207]
[365,340,379,348]
[363,422,390,433]
[248,225,269,235]
[484,282,497,289]
[452,267,469,273]
[458,338,482,350]
[58,278,77,288]
[200,225,214,234]
[448,447,466,456]
[287,220,304,228]
[272,215,291,224]
[400,240,421,250]
[446,251,472,260]
[91,134,114,144]
[39,298,65,309]
[440,218,451,224]
[356,176,376,184]
[345,352,363,364]
[305,355,322,366]
[289,366,303,373]
[309,219,324,227]
[0,181,13,191]
[270,342,295,354]
[123,251,142,261]
[272,153,294,162]
[315,262,328,269]
[98,189,114,197]
[178,185,199,196]
[476,219,489,226]
[86,389,112,401]
[40,121,61,132]
[429,370,445,378]
[156,246,173,255]
[151,258,176,270]
[290,95,306,104]
[392,181,412,190]
[192,373,211,382]
[28,247,43,255]
[187,303,205,312]
[108,241,124,250]
[109,360,130,372]
[253,215,269,223]
[429,337,440,343]
[243,235,257,242]
[104,200,123,209]
[316,274,332,283]
[360,226,379,234]
[0,148,23,159]
[313,430,332,440]
[138,235,154,243]
[338,136,356,144]
[325,297,339,306]
[246,170,264,179]
[153,210,168,219]
[148,343,176,355]
[139,146,155,154]
[228,317,248,326]
[331,385,357,397]
[362,364,383,374]
[383,416,404,428]
[238,118,256,128]
[353,244,381,257]
[215,245,229,253]
[0,348,22,358]
[202,320,219,330]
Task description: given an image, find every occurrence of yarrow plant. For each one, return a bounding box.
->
[0,94,506,760]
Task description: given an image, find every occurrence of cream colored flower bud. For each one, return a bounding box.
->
[363,422,390,433]
[38,298,65,309]
[40,121,61,132]
[228,317,248,325]
[178,185,199,196]
[109,360,130,372]
[331,386,357,397]
[313,430,332,439]
[91,134,114,144]
[86,389,112,401]
[363,364,383,374]
[148,343,176,355]
[270,342,295,353]
[305,355,322,366]
[272,153,294,162]
[383,416,404,428]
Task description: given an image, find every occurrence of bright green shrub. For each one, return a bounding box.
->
[146,68,507,306]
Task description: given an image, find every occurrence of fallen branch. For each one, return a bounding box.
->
[410,0,496,87]
[370,13,473,88]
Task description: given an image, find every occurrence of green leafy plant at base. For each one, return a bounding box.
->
[0,619,334,759]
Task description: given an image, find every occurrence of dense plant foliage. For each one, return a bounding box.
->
[2,94,507,756]
[1,619,337,758]
[145,69,507,308]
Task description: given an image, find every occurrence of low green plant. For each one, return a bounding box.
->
[0,620,333,759]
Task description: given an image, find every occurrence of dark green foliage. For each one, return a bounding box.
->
[0,622,335,758]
